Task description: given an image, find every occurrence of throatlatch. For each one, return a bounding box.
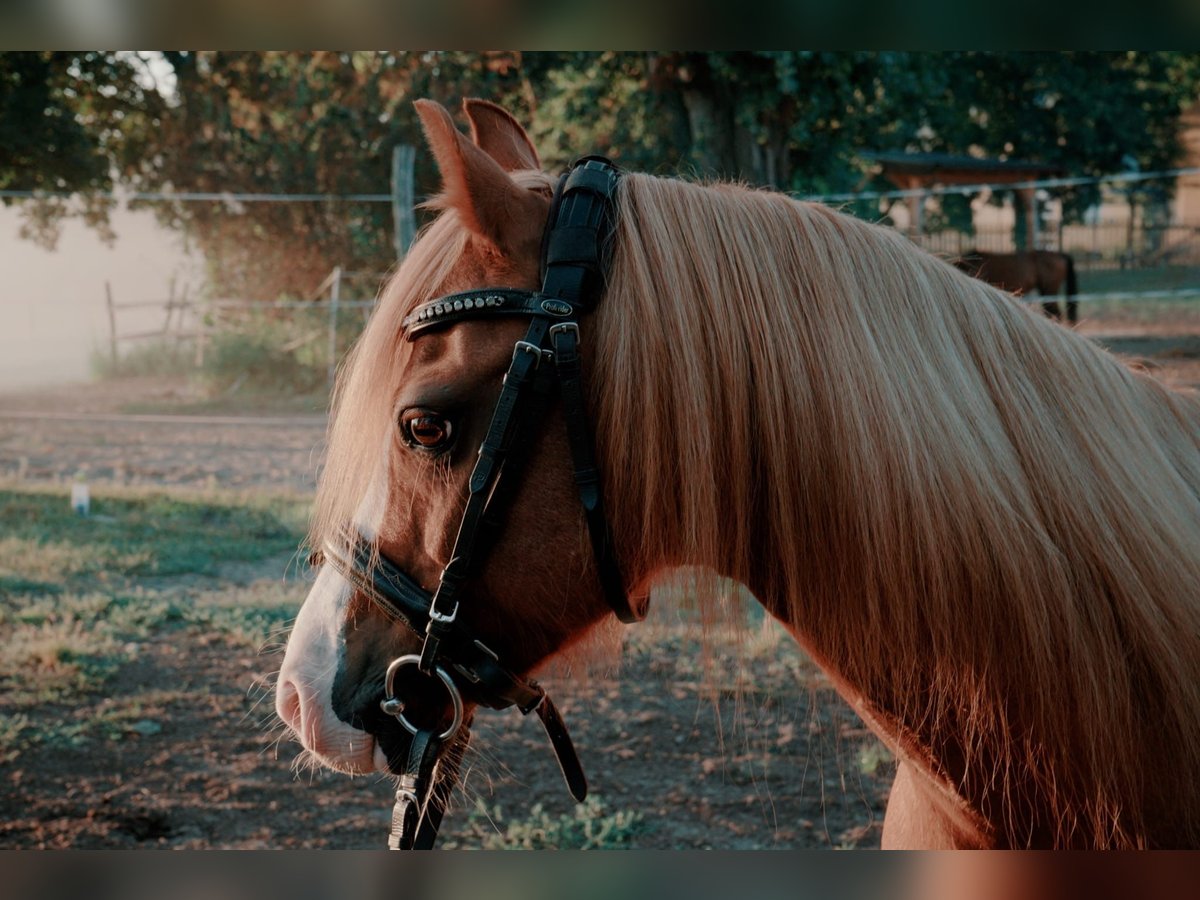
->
[323,156,638,850]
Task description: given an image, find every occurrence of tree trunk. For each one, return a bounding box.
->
[682,86,736,177]
[646,53,694,169]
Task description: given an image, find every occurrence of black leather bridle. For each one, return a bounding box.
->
[320,157,642,849]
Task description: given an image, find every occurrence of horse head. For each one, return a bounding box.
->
[275,99,624,777]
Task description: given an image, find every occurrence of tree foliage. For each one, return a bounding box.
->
[129,51,540,298]
[3,51,1198,298]
[0,51,162,246]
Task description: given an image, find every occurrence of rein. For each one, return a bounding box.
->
[321,156,641,849]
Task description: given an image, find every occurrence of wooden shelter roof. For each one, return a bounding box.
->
[865,152,1066,189]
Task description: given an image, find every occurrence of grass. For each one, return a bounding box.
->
[0,484,307,585]
[0,712,33,763]
[1064,265,1200,328]
[445,797,644,850]
[91,339,196,380]
[0,483,309,740]
[91,308,350,415]
[1077,264,1200,295]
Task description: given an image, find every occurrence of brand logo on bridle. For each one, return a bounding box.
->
[540,298,573,317]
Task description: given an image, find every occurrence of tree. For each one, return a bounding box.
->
[898,52,1200,222]
[127,51,554,299]
[0,51,162,247]
[5,51,1199,296]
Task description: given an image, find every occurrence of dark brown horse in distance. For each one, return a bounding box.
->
[954,250,1079,323]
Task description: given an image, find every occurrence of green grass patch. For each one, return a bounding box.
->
[1078,265,1200,295]
[0,485,307,593]
[91,339,197,380]
[446,797,645,850]
[119,390,328,417]
[0,614,123,705]
[0,712,34,763]
[191,582,303,651]
[200,320,326,396]
[0,484,308,744]
[93,307,350,412]
[1074,266,1200,326]
[1085,296,1200,327]
[0,573,62,596]
[0,689,200,761]
[0,582,303,717]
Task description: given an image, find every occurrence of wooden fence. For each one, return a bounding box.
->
[104,267,380,388]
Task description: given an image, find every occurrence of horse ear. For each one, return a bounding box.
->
[463,98,541,173]
[414,99,546,255]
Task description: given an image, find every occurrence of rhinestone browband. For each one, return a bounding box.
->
[408,293,507,323]
[401,288,585,338]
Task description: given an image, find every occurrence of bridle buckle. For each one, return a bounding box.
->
[548,321,580,343]
[428,603,458,625]
[513,340,548,368]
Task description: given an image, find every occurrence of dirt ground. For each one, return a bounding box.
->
[0,378,891,850]
[0,607,891,850]
[1,318,1198,850]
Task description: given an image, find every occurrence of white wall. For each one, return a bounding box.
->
[0,204,200,389]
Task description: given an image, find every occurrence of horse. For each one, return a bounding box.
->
[953,249,1080,324]
[276,98,1200,849]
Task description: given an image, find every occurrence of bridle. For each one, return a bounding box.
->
[320,156,642,849]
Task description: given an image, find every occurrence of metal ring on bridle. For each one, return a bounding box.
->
[381,654,465,741]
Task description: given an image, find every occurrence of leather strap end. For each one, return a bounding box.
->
[535,693,588,802]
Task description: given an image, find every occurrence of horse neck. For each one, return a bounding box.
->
[595,174,1200,846]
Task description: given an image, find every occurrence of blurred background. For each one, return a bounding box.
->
[1,51,1199,850]
[4,52,1200,403]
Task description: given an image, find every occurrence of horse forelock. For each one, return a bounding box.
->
[312,169,558,570]
[310,215,462,560]
[594,172,1200,847]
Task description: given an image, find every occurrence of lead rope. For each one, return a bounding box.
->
[387,726,468,850]
[381,655,469,850]
[388,727,441,850]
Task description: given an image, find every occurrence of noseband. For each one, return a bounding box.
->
[320,157,642,849]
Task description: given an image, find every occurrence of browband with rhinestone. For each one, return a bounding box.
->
[402,288,584,336]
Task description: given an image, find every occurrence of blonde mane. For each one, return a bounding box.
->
[595,173,1200,847]
[316,167,1200,848]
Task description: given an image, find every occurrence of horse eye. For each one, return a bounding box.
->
[400,410,455,452]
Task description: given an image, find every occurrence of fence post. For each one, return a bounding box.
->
[162,277,176,335]
[105,281,118,368]
[194,304,208,369]
[392,144,416,260]
[326,265,343,390]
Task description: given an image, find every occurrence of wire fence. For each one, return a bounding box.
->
[6,163,1198,206]
[88,161,1200,394]
[103,261,1200,401]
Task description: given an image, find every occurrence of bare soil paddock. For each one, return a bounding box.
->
[0,380,890,849]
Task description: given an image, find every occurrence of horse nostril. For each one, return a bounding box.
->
[276,677,304,734]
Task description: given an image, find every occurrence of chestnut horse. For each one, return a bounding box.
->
[277,99,1200,848]
[953,249,1080,324]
